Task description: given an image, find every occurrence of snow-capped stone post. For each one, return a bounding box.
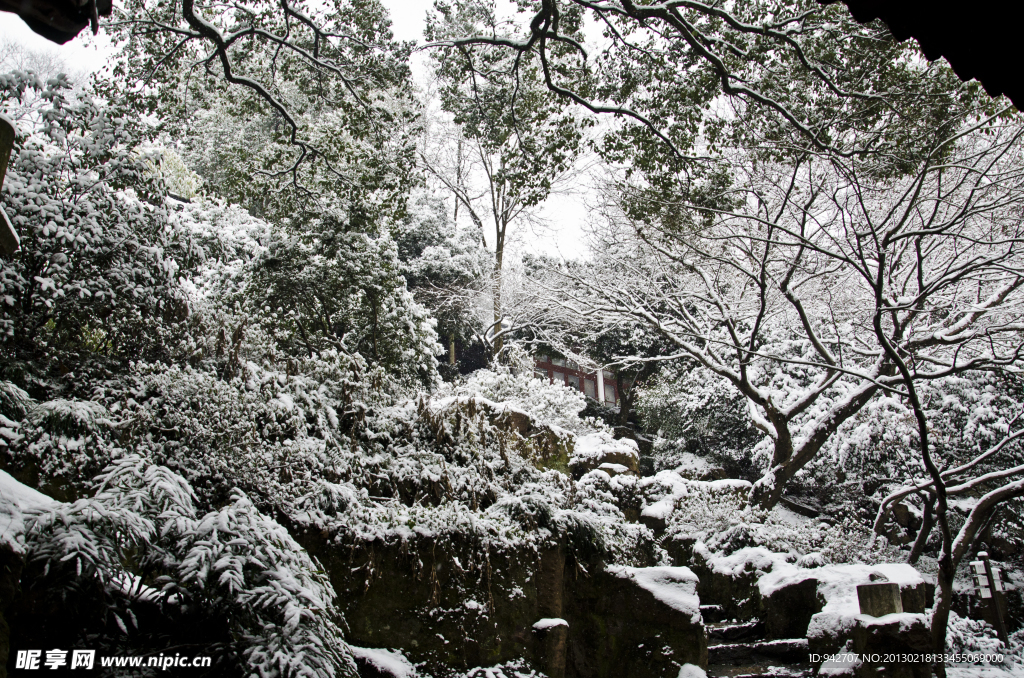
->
[970,552,1008,644]
[856,582,903,617]
[0,114,18,257]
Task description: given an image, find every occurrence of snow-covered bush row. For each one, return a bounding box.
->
[639,472,902,565]
[4,351,653,563]
[22,455,358,677]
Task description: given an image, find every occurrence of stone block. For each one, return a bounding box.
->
[857,583,903,617]
[566,565,707,678]
[763,576,822,639]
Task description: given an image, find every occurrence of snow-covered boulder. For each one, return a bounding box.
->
[777,564,931,677]
[690,545,789,621]
[566,564,707,677]
[758,562,928,642]
[570,432,639,479]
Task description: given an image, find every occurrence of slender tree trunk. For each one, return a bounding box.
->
[909,493,935,565]
[449,333,456,366]
[491,240,503,360]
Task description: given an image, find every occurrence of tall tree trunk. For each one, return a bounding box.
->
[449,333,456,366]
[870,267,953,674]
[491,244,503,361]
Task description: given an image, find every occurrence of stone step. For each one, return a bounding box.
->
[707,620,766,646]
[707,662,814,678]
[708,638,809,666]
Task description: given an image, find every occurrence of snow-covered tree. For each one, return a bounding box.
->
[104,0,416,199]
[0,72,191,394]
[424,0,588,359]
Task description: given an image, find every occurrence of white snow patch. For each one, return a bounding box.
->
[0,470,56,552]
[708,479,752,493]
[532,618,568,630]
[608,565,701,623]
[641,497,675,521]
[349,646,418,678]
[673,453,714,478]
[572,432,638,464]
[638,471,752,523]
[771,504,811,526]
[677,663,708,678]
[702,546,791,581]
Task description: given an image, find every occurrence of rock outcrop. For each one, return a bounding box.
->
[566,565,707,677]
[569,433,639,480]
[299,525,707,678]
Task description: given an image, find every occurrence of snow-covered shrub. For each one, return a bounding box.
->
[439,366,608,436]
[0,380,31,418]
[945,610,1002,654]
[248,229,441,390]
[643,472,901,564]
[0,72,192,384]
[396,193,491,359]
[635,364,760,477]
[22,455,357,677]
[1,392,123,498]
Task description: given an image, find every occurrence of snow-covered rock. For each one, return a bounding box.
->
[793,564,930,677]
[568,564,707,677]
[608,565,702,624]
[532,618,568,631]
[570,432,639,479]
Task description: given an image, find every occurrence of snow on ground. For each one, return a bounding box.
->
[771,504,812,526]
[349,646,419,678]
[948,664,1024,678]
[0,469,56,552]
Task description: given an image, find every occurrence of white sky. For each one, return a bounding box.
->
[0,2,592,260]
[0,15,112,76]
